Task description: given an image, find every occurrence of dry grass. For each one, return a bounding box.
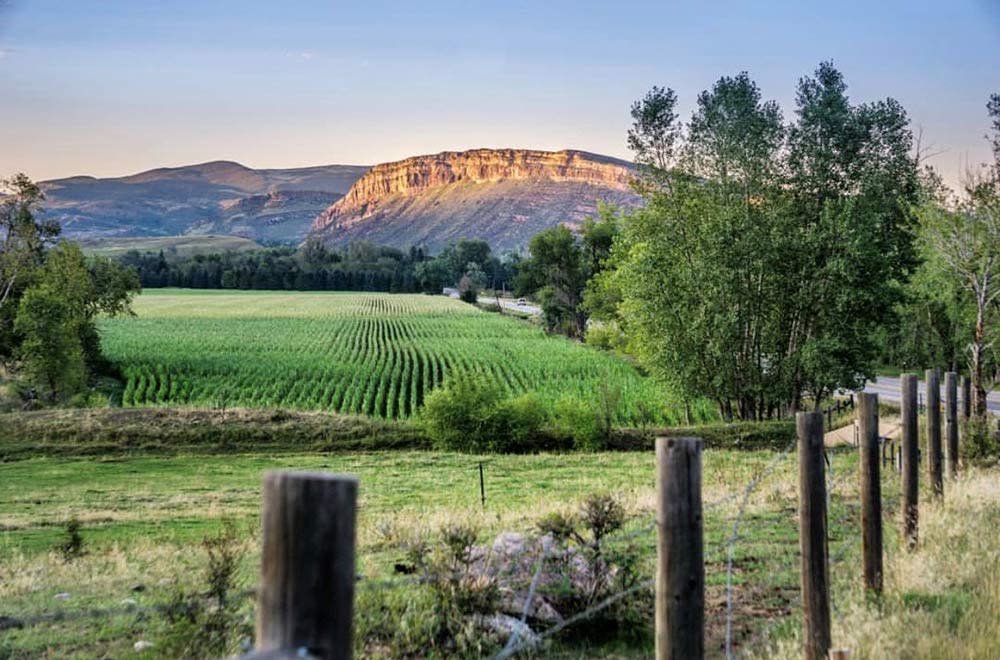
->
[753,468,1000,660]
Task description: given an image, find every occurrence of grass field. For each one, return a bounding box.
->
[0,444,865,657]
[3,438,996,658]
[77,235,263,258]
[99,290,715,425]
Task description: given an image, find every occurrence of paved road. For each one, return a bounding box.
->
[493,297,543,316]
[863,375,1000,415]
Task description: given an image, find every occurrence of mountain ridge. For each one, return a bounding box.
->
[39,161,369,242]
[311,148,639,251]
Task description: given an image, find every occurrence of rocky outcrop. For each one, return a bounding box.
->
[311,149,639,251]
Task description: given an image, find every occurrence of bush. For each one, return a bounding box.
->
[421,376,549,452]
[534,493,651,641]
[961,415,1000,464]
[585,322,627,352]
[553,395,604,450]
[357,523,504,657]
[58,517,85,561]
[551,384,620,451]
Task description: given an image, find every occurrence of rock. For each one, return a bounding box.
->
[54,592,70,600]
[478,613,540,649]
[120,598,138,608]
[465,531,619,624]
[133,640,154,652]
[311,148,641,252]
[131,584,146,593]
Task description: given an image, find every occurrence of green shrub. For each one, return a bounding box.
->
[585,322,627,352]
[58,517,85,561]
[551,385,620,451]
[534,493,651,641]
[961,415,1000,464]
[553,395,604,450]
[492,393,550,452]
[421,376,549,453]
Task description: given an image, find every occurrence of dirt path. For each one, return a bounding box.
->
[824,415,902,447]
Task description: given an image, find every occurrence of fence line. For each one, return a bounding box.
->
[6,373,971,660]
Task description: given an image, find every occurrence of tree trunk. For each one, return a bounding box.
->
[972,298,988,416]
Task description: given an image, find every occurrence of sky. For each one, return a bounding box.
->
[1,0,998,190]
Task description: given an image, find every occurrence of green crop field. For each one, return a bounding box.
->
[99,290,715,425]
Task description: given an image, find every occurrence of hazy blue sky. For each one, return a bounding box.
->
[1,0,997,189]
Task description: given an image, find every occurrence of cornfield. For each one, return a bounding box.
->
[100,290,713,425]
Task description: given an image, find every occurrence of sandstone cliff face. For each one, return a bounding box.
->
[313,149,633,231]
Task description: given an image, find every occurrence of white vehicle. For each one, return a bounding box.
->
[516,298,526,306]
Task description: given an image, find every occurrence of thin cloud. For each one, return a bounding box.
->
[286,50,315,62]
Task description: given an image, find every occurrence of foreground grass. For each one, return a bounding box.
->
[1,444,867,658]
[8,442,991,658]
[754,468,1000,660]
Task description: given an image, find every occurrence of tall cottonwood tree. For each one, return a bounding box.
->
[914,96,1000,414]
[614,64,919,420]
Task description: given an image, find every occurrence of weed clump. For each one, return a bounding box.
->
[58,517,85,561]
[158,522,251,658]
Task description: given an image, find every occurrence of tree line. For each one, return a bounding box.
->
[117,238,519,297]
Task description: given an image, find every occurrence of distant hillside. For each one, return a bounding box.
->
[40,161,368,243]
[77,235,263,258]
[310,148,641,252]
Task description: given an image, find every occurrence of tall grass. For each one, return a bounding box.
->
[756,469,1000,659]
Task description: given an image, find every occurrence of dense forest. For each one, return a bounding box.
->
[117,238,519,296]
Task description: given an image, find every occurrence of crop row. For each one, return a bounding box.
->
[102,291,715,425]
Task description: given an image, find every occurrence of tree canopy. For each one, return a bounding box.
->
[611,63,920,419]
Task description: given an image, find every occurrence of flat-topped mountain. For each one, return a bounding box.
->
[310,149,640,252]
[40,161,369,242]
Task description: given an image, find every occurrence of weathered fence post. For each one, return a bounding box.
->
[961,375,971,421]
[925,369,943,498]
[901,374,919,548]
[655,437,704,660]
[945,372,959,477]
[797,412,830,660]
[857,393,883,594]
[253,471,358,660]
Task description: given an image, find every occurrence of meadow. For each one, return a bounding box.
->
[98,290,715,425]
[0,444,866,658]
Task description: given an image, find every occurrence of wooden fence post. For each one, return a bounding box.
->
[925,369,943,498]
[253,471,358,660]
[961,375,971,421]
[857,393,883,594]
[655,437,704,660]
[901,374,919,549]
[797,411,830,660]
[945,372,959,477]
